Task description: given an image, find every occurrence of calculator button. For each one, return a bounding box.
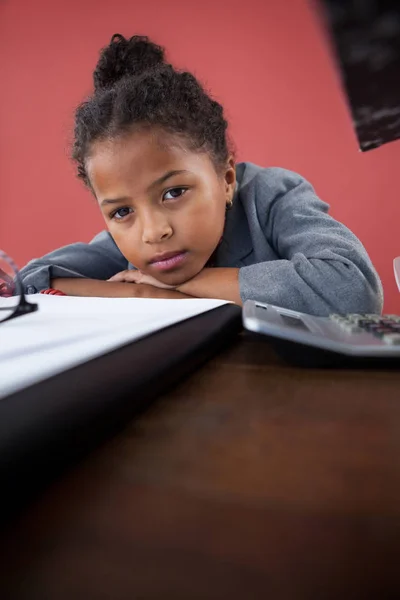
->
[363,314,382,322]
[365,324,388,332]
[357,319,375,327]
[382,333,400,345]
[338,322,362,333]
[330,314,347,322]
[372,328,395,338]
[349,316,369,325]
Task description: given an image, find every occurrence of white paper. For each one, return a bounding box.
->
[0,295,229,399]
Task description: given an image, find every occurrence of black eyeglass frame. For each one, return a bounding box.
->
[0,250,38,324]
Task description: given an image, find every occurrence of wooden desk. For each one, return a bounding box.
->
[1,333,400,599]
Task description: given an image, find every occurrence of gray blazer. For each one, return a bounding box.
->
[20,162,383,316]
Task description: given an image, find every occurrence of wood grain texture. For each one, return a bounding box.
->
[1,333,400,599]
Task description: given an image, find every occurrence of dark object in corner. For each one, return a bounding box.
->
[321,0,400,151]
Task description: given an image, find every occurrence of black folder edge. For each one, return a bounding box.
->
[0,304,242,523]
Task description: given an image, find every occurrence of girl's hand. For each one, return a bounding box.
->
[108,269,176,289]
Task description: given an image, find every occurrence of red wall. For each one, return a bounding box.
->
[1,0,399,311]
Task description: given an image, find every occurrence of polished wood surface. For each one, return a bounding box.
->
[1,333,400,599]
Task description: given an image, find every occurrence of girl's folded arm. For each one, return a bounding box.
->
[238,173,383,316]
[51,277,191,299]
[19,230,127,293]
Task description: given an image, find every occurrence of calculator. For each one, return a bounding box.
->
[242,300,400,367]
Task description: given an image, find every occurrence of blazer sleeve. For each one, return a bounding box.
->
[238,170,384,316]
[19,231,128,293]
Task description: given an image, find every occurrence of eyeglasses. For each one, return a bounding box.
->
[0,250,38,323]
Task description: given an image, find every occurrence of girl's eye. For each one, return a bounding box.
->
[112,207,133,220]
[163,187,187,201]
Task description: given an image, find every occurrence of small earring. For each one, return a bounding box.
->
[226,198,233,211]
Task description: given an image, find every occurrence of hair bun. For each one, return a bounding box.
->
[93,34,166,91]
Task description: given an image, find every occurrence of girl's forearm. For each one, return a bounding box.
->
[51,278,191,299]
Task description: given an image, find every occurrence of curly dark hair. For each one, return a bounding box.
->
[72,34,234,186]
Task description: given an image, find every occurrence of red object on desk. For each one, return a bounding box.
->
[40,288,67,296]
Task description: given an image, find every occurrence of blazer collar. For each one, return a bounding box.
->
[214,180,253,267]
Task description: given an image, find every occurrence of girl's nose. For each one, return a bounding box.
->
[141,211,173,244]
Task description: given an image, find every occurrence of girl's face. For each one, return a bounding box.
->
[87,129,236,285]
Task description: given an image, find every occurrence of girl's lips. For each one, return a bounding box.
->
[150,251,188,271]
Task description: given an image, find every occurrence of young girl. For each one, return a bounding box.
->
[20,34,383,316]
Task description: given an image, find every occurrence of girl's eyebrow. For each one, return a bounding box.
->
[100,169,190,207]
[148,169,190,191]
[101,195,131,207]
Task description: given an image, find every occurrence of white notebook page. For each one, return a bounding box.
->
[0,295,229,399]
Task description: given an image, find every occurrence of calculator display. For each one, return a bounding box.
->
[280,314,310,331]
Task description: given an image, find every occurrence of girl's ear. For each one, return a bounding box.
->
[224,156,236,206]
